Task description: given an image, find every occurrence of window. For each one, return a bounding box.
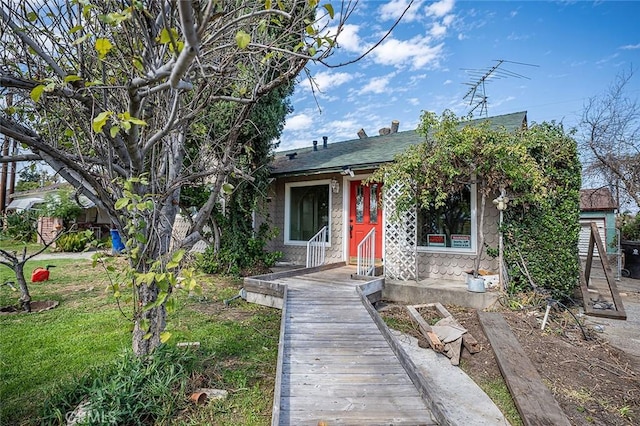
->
[417,186,476,251]
[285,181,330,244]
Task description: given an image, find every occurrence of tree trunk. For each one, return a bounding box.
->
[132,282,166,357]
[14,262,31,312]
[474,191,487,278]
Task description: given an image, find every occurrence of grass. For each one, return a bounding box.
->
[0,239,49,256]
[0,257,281,425]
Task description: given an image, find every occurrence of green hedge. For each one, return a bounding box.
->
[503,122,582,300]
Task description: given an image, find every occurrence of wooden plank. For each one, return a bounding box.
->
[478,312,571,426]
[443,338,462,366]
[288,409,436,425]
[579,261,627,320]
[461,332,480,354]
[406,305,444,352]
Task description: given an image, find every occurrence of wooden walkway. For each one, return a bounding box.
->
[272,268,436,425]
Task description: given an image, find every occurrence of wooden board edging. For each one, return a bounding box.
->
[356,285,453,426]
[270,285,288,426]
[478,312,571,426]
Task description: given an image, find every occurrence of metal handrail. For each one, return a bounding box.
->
[357,228,376,276]
[306,226,327,268]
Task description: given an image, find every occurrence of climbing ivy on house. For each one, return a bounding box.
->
[502,122,582,299]
[373,111,581,298]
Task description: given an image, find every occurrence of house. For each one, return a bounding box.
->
[6,183,112,243]
[579,187,618,257]
[263,111,528,281]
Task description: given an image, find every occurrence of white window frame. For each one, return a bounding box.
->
[416,183,478,254]
[284,180,332,246]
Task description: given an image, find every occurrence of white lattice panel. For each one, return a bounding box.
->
[383,184,417,280]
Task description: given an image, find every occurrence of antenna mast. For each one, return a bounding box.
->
[462,59,538,117]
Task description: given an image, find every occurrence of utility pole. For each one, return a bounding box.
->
[0,93,13,214]
[0,134,8,214]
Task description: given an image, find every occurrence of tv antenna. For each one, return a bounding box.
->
[461,59,538,117]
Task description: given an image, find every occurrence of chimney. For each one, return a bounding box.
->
[313,140,318,151]
[391,120,399,133]
[379,127,391,136]
[322,136,328,149]
[357,129,368,139]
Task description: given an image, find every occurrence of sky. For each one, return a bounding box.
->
[278,0,640,151]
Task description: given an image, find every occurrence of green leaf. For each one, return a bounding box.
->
[165,297,177,313]
[265,0,272,9]
[235,30,250,49]
[26,12,38,22]
[114,197,129,210]
[92,111,112,133]
[95,38,113,59]
[64,75,82,83]
[143,332,153,340]
[110,126,120,138]
[323,3,334,18]
[160,331,172,344]
[69,25,84,34]
[30,85,45,102]
[72,32,91,46]
[222,183,234,194]
[167,250,185,269]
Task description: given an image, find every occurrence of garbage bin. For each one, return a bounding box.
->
[621,240,640,279]
[110,229,125,254]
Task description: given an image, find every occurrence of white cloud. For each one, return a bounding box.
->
[333,24,362,53]
[430,22,447,38]
[442,14,456,26]
[408,98,420,106]
[360,74,394,95]
[369,36,445,69]
[309,70,355,93]
[285,114,313,131]
[443,79,453,85]
[426,0,455,18]
[619,43,640,50]
[379,0,424,23]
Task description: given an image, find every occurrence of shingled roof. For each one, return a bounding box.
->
[271,111,528,177]
[580,188,618,211]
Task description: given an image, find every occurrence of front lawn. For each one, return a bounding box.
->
[0,258,280,425]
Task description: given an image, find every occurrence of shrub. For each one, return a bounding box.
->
[55,230,94,252]
[502,122,582,300]
[620,213,640,241]
[197,222,281,277]
[40,346,197,425]
[40,189,83,224]
[1,210,38,242]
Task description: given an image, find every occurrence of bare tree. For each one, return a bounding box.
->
[580,67,640,210]
[0,0,362,356]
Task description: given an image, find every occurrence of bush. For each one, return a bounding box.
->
[198,234,282,276]
[40,189,83,224]
[502,122,582,300]
[620,213,640,241]
[55,230,94,252]
[40,346,197,425]
[1,210,38,242]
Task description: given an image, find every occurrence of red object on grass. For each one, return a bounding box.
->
[31,265,55,282]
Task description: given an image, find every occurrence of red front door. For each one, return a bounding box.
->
[349,180,383,261]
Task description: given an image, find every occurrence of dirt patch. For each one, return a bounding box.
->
[0,300,59,314]
[379,302,640,425]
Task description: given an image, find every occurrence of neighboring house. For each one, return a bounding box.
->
[263,111,528,281]
[579,188,618,257]
[6,183,112,242]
